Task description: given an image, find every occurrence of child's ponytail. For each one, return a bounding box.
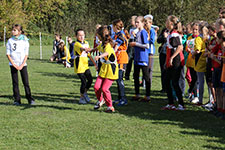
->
[168,15,183,34]
[97,27,114,48]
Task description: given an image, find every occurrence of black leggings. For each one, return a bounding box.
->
[165,66,184,106]
[77,69,93,94]
[10,66,34,103]
[188,67,197,97]
[133,65,150,96]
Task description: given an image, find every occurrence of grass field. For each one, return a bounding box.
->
[0,43,225,150]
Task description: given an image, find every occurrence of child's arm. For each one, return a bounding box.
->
[95,52,109,61]
[129,42,149,49]
[88,55,98,70]
[169,45,183,66]
[18,55,28,70]
[85,47,98,53]
[6,55,19,70]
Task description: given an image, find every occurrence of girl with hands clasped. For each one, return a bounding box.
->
[161,15,185,111]
[6,24,35,105]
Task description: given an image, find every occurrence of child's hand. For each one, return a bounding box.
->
[17,65,24,71]
[186,48,191,53]
[129,42,136,47]
[169,57,173,67]
[95,56,100,61]
[95,65,98,71]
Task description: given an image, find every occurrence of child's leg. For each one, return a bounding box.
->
[179,66,186,96]
[10,66,21,103]
[165,69,174,105]
[148,54,154,89]
[116,64,126,100]
[84,69,93,93]
[133,65,141,96]
[77,73,87,96]
[20,66,34,102]
[101,78,114,107]
[197,72,205,104]
[171,67,184,106]
[185,67,192,87]
[142,65,150,97]
[94,76,103,101]
[189,67,197,97]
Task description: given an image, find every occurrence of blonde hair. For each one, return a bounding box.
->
[167,15,182,34]
[144,17,153,40]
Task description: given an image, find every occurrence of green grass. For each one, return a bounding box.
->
[0,44,225,150]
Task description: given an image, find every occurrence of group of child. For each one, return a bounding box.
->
[6,8,225,116]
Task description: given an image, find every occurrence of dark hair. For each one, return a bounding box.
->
[217,30,225,41]
[112,19,124,31]
[55,33,62,39]
[97,27,114,48]
[75,29,85,36]
[12,24,24,34]
[207,25,216,32]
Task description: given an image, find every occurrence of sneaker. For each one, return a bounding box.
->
[79,97,87,104]
[83,93,90,103]
[13,101,21,106]
[113,99,120,105]
[94,100,105,110]
[203,102,213,108]
[176,104,185,111]
[105,107,115,113]
[117,99,128,106]
[29,100,35,105]
[191,97,199,104]
[140,96,150,102]
[161,104,176,110]
[131,95,140,101]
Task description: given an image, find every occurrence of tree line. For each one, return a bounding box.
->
[0,0,224,39]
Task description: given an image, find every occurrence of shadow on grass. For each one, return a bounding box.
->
[115,90,225,149]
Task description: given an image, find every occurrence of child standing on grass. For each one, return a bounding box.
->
[6,24,35,105]
[185,22,199,103]
[74,29,97,104]
[161,15,185,111]
[88,26,119,113]
[129,16,150,102]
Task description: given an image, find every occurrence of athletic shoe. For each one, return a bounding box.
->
[113,99,120,105]
[131,95,140,101]
[176,104,185,111]
[29,100,35,105]
[191,97,199,104]
[161,104,176,110]
[94,100,105,110]
[105,107,115,113]
[83,93,90,103]
[79,97,87,104]
[13,101,21,106]
[117,99,128,106]
[203,102,213,108]
[140,96,150,102]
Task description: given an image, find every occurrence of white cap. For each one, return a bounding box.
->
[144,14,153,20]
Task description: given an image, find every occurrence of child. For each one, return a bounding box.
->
[74,29,97,104]
[109,19,129,106]
[125,15,137,80]
[6,24,35,105]
[161,15,185,110]
[130,16,151,102]
[50,34,64,62]
[67,36,75,67]
[58,42,71,67]
[185,22,199,102]
[144,15,156,99]
[192,21,213,105]
[89,26,119,112]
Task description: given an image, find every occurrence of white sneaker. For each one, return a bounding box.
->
[94,100,105,110]
[176,104,185,111]
[204,102,213,108]
[79,97,87,104]
[161,104,176,110]
[83,93,90,103]
[191,97,199,104]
